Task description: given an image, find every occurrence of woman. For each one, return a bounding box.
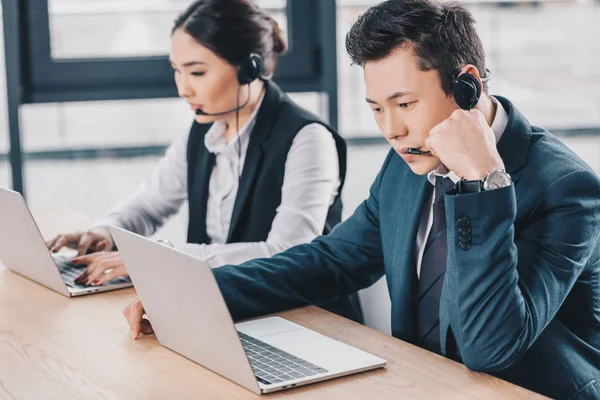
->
[47,0,362,322]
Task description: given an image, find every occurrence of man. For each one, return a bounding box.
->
[124,1,600,398]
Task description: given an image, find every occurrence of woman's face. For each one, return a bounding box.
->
[170,29,241,124]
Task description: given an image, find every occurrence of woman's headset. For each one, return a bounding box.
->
[237,53,272,85]
[195,53,271,117]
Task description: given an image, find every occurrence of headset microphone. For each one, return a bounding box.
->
[407,148,431,155]
[195,91,251,116]
[194,53,271,180]
[194,53,267,117]
[407,67,492,157]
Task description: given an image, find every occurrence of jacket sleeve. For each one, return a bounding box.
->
[212,151,396,321]
[444,169,600,372]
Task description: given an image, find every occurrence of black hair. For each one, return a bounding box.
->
[173,0,287,75]
[345,0,488,94]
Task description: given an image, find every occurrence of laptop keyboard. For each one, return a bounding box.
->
[238,331,328,385]
[54,256,131,288]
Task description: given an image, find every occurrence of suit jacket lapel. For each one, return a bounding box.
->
[390,165,432,343]
[495,96,532,183]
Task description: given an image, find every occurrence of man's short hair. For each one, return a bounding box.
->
[345,0,488,95]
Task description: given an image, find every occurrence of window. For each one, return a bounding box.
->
[336,0,600,137]
[48,0,288,59]
[24,0,318,103]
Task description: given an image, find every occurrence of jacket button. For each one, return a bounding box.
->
[459,216,471,226]
[460,242,471,251]
[459,226,472,234]
[461,234,471,243]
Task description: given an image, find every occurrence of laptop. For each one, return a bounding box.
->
[109,226,386,394]
[0,187,133,297]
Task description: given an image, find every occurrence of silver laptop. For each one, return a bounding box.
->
[110,226,386,395]
[0,187,133,297]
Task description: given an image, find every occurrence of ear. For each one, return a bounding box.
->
[461,64,483,88]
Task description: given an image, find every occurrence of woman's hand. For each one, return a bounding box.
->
[72,251,128,286]
[46,227,113,256]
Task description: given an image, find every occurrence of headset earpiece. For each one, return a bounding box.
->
[452,69,481,111]
[237,53,265,85]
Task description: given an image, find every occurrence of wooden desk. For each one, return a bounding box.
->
[0,212,547,399]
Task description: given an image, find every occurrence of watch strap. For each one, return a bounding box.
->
[455,179,483,194]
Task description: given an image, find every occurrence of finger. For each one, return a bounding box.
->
[129,299,145,339]
[72,253,103,284]
[51,236,68,253]
[74,253,106,283]
[451,108,467,119]
[123,299,133,320]
[95,240,109,252]
[94,266,127,285]
[72,252,98,265]
[74,255,101,284]
[429,119,448,137]
[84,258,116,285]
[77,233,97,256]
[473,108,488,125]
[424,136,435,153]
[427,136,442,158]
[89,259,124,285]
[139,319,154,336]
[73,250,111,265]
[74,272,88,285]
[46,236,59,250]
[68,233,85,249]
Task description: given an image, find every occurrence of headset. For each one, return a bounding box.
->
[194,53,271,179]
[407,67,493,155]
[194,53,269,117]
[451,67,492,111]
[237,53,269,85]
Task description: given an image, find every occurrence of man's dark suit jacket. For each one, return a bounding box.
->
[213,97,600,399]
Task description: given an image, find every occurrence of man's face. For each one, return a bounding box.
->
[364,48,459,175]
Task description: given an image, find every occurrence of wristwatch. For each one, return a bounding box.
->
[456,169,512,194]
[483,169,512,190]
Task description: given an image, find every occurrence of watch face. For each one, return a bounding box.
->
[484,170,511,190]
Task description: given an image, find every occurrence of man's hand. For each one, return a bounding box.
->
[425,109,504,180]
[123,297,154,339]
[72,251,128,286]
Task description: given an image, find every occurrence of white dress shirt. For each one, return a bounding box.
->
[97,92,340,268]
[415,97,509,278]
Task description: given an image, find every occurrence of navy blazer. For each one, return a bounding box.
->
[213,97,600,399]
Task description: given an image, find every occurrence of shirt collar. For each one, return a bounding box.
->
[204,89,266,155]
[427,96,508,185]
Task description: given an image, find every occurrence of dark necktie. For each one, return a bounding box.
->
[417,176,455,355]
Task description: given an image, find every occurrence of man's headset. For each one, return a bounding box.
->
[451,67,493,111]
[195,53,270,117]
[407,67,493,155]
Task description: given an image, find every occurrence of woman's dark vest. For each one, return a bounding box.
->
[186,81,363,323]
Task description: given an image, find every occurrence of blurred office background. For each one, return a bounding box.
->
[1,0,599,333]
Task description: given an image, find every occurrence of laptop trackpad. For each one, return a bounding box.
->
[237,317,376,373]
[236,316,302,338]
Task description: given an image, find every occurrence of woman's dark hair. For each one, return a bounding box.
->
[346,0,488,95]
[173,0,287,75]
